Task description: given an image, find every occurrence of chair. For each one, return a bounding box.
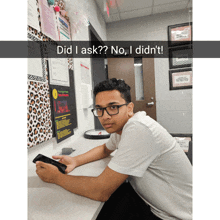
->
[186,141,193,165]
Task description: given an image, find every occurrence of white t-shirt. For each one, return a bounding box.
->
[106,111,192,220]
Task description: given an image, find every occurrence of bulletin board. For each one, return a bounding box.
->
[27,27,53,148]
[27,0,77,148]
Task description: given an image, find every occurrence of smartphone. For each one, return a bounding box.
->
[33,154,67,174]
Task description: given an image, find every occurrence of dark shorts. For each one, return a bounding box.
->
[96,181,162,220]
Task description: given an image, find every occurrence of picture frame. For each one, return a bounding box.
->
[169,68,192,90]
[169,45,193,69]
[168,22,192,47]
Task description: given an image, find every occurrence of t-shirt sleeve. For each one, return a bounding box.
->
[105,133,118,151]
[108,121,159,177]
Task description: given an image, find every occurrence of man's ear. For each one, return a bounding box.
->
[127,102,134,116]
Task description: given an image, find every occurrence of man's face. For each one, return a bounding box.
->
[95,90,133,135]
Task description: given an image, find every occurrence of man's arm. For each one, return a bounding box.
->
[73,143,114,167]
[36,162,128,202]
[52,143,114,173]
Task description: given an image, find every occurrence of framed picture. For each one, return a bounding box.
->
[168,22,192,47]
[169,68,192,90]
[169,45,193,69]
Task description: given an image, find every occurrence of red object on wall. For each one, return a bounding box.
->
[106,2,110,17]
[54,6,60,12]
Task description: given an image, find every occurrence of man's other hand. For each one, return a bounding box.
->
[52,155,77,173]
[36,161,61,183]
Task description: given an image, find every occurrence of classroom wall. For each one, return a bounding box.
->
[106,9,192,134]
[28,0,107,160]
[65,0,107,139]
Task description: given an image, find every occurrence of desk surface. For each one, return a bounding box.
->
[28,137,111,220]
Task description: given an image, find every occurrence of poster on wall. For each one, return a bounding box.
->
[28,0,40,31]
[57,14,71,41]
[38,0,59,41]
[169,46,193,69]
[169,68,193,90]
[168,22,192,47]
[51,86,74,143]
[80,62,91,84]
[49,58,70,87]
[28,33,47,82]
[80,62,93,108]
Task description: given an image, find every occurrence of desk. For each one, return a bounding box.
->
[28,138,111,220]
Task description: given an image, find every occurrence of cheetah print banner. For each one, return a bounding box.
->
[27,79,53,148]
[27,0,73,148]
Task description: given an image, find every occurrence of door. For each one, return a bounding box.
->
[107,58,157,120]
[89,25,108,129]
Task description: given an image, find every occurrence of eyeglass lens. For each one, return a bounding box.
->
[95,106,118,117]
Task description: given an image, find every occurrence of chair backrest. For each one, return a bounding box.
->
[170,133,193,165]
[187,141,193,165]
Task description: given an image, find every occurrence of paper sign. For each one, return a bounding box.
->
[27,33,46,82]
[52,87,74,143]
[49,58,70,87]
[28,0,40,31]
[38,0,58,41]
[58,15,71,41]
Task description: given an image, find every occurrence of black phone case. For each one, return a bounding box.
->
[33,154,67,174]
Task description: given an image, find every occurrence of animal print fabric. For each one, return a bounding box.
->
[27,0,73,148]
[27,77,53,148]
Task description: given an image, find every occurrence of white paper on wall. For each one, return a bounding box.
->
[27,33,46,82]
[38,0,59,41]
[80,62,92,108]
[80,62,91,84]
[49,58,70,87]
[28,0,40,31]
[81,83,93,108]
[57,14,71,41]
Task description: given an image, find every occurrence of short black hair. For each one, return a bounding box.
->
[93,78,131,103]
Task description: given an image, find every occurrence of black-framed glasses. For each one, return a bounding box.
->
[91,103,129,117]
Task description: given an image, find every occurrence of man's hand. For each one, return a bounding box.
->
[36,161,61,183]
[52,155,77,173]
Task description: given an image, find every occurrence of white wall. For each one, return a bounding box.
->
[28,0,107,159]
[106,9,192,134]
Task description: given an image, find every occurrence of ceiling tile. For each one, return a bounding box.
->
[117,0,153,12]
[120,8,152,20]
[153,1,188,14]
[154,0,184,6]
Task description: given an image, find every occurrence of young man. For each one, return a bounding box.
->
[36,78,192,220]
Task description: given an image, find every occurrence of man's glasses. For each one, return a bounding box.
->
[91,103,129,117]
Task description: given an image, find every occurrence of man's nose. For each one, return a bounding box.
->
[102,109,111,119]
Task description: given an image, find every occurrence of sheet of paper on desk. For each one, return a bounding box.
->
[174,137,191,152]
